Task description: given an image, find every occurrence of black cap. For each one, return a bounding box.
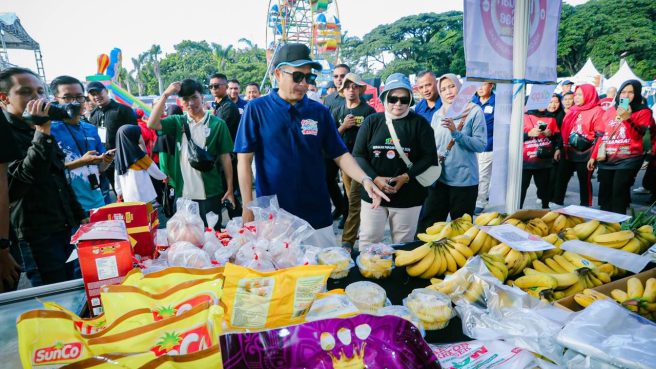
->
[86,81,106,92]
[272,43,322,71]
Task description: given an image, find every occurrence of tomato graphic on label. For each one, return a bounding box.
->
[150,325,212,356]
[152,294,216,321]
[33,342,83,364]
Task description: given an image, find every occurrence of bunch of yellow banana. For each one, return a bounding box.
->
[480,253,509,282]
[610,277,656,320]
[419,214,474,242]
[504,218,550,237]
[395,238,475,279]
[540,233,565,260]
[454,226,500,255]
[513,252,613,301]
[427,273,487,307]
[541,211,586,234]
[573,289,609,308]
[473,212,505,227]
[587,229,642,252]
[488,243,543,277]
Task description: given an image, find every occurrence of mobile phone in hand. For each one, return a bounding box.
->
[619,98,630,110]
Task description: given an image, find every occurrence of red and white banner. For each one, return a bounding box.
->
[464,0,561,82]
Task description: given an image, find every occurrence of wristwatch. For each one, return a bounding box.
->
[0,238,10,250]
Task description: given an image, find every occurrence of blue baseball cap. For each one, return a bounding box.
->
[273,43,322,71]
[380,73,415,106]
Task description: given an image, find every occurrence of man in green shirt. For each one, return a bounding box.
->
[148,79,234,229]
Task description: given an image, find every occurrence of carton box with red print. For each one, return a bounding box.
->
[71,220,134,316]
[90,202,158,259]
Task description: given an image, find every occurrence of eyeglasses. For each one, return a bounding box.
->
[387,95,411,105]
[333,73,346,79]
[57,95,86,103]
[208,83,226,89]
[280,69,317,84]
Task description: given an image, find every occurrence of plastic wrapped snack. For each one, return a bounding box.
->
[404,288,454,330]
[345,281,387,314]
[166,199,205,247]
[134,345,222,369]
[317,247,354,279]
[356,244,395,279]
[430,340,540,369]
[306,290,360,322]
[377,305,425,337]
[167,241,212,268]
[121,267,223,294]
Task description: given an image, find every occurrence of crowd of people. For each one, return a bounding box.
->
[1,42,656,292]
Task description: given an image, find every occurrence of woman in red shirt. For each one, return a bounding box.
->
[521,109,560,209]
[554,84,604,207]
[587,80,654,214]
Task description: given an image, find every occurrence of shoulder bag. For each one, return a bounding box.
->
[182,119,216,172]
[385,118,441,187]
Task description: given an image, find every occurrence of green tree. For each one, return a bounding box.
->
[149,44,164,95]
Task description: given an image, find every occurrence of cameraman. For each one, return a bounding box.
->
[50,76,114,215]
[0,67,87,287]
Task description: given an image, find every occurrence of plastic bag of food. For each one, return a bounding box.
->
[166,199,205,247]
[301,245,322,265]
[269,239,305,269]
[377,305,425,337]
[222,263,334,331]
[557,300,656,369]
[201,212,222,260]
[403,288,454,330]
[121,267,223,294]
[357,243,395,279]
[100,278,223,324]
[136,345,222,369]
[221,314,439,369]
[167,241,212,268]
[317,247,354,279]
[248,195,315,247]
[41,301,108,335]
[17,308,157,369]
[86,303,222,358]
[59,352,157,369]
[430,340,540,369]
[306,290,360,322]
[345,281,387,313]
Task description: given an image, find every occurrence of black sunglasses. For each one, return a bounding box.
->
[208,83,226,89]
[280,69,317,84]
[333,73,346,79]
[387,95,411,105]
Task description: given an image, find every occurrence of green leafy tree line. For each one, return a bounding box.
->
[122,0,655,95]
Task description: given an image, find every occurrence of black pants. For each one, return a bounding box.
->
[19,230,76,287]
[220,155,243,219]
[598,168,639,214]
[553,160,593,206]
[325,159,346,217]
[521,167,551,209]
[192,196,222,230]
[418,181,478,231]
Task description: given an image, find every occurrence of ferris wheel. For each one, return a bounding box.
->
[264,0,342,86]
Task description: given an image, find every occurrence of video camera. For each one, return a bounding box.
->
[22,102,82,125]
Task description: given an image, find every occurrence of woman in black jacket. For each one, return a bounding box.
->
[353,73,438,247]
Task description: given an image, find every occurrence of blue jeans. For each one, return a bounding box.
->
[19,230,77,287]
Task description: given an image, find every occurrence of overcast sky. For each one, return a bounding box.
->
[1,0,588,81]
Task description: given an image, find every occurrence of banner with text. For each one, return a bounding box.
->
[464,0,562,82]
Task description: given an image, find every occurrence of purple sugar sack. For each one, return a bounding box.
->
[220,314,440,369]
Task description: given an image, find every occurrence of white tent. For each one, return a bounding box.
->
[605,60,645,89]
[572,58,604,87]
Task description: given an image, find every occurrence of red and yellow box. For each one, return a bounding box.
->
[90,202,159,259]
[71,220,135,316]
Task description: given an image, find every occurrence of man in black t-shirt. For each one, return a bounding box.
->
[87,81,137,188]
[323,64,350,112]
[335,73,376,250]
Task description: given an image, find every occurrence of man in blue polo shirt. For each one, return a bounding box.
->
[413,70,442,124]
[234,43,388,247]
[472,82,495,214]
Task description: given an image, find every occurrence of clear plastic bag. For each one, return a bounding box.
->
[404,288,455,330]
[166,241,212,268]
[437,256,571,364]
[166,198,205,247]
[556,300,656,369]
[345,281,387,313]
[306,292,360,322]
[202,212,222,260]
[317,247,354,279]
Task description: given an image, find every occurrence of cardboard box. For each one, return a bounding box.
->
[90,202,158,259]
[71,220,135,316]
[554,267,656,312]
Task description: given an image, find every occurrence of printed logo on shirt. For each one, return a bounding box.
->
[373,150,381,158]
[384,137,396,145]
[386,150,396,159]
[484,105,494,114]
[301,119,319,136]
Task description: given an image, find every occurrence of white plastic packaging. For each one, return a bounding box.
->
[430,340,539,369]
[166,198,205,247]
[166,241,212,268]
[556,300,656,369]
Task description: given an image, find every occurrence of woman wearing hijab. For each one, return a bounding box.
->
[353,73,437,246]
[587,80,655,214]
[114,125,167,203]
[547,93,566,204]
[418,74,487,229]
[553,84,604,207]
[521,107,560,209]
